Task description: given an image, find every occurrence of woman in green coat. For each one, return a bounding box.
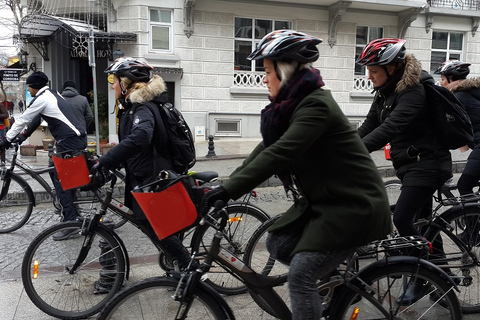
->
[202,30,391,320]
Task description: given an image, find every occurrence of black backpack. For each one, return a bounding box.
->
[423,81,473,150]
[145,101,196,174]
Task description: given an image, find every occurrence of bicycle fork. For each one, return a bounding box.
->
[171,265,204,319]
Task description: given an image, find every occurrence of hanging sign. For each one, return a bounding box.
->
[0,69,22,82]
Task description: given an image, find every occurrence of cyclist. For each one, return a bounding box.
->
[202,29,392,320]
[356,39,454,300]
[0,71,87,240]
[93,58,193,273]
[436,60,480,244]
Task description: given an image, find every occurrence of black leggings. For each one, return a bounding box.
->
[393,186,436,237]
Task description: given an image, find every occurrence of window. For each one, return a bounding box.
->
[234,17,291,71]
[215,119,241,136]
[430,31,464,75]
[355,26,383,76]
[150,9,172,52]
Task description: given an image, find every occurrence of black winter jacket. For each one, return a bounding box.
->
[358,54,452,187]
[449,78,480,148]
[99,76,173,220]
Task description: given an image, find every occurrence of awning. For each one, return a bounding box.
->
[15,14,137,59]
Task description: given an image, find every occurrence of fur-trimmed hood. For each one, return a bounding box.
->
[395,54,423,93]
[447,77,480,93]
[127,75,166,104]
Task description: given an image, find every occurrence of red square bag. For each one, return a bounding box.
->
[132,178,198,240]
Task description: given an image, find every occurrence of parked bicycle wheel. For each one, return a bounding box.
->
[329,257,462,319]
[0,172,34,233]
[423,206,480,314]
[384,179,401,210]
[243,214,283,276]
[22,221,126,319]
[97,276,229,320]
[189,201,270,295]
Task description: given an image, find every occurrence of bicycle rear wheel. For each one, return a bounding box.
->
[97,276,229,320]
[22,221,126,319]
[329,258,461,319]
[0,172,34,233]
[191,202,269,295]
[423,206,480,313]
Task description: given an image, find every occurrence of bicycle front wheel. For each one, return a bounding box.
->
[329,259,461,320]
[97,277,229,320]
[22,221,126,319]
[0,172,34,233]
[424,206,480,313]
[192,202,269,295]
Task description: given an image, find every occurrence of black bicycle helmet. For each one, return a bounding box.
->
[434,60,471,81]
[247,29,322,63]
[104,57,153,83]
[356,38,407,66]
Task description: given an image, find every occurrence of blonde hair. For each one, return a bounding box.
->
[119,76,150,97]
[276,60,312,88]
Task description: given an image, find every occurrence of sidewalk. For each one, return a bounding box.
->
[14,137,471,182]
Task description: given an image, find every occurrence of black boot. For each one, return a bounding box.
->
[396,278,431,306]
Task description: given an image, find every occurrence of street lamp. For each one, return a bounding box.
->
[19,50,28,69]
[112,49,124,60]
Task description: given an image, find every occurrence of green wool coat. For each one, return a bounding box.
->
[223,88,392,253]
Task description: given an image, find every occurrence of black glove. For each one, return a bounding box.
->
[15,134,28,144]
[91,161,109,176]
[0,138,11,150]
[202,186,230,209]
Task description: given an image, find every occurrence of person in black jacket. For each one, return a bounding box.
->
[61,80,93,138]
[436,60,480,244]
[94,58,192,270]
[357,39,452,238]
[357,40,453,302]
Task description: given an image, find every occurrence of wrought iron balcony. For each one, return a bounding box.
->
[427,0,480,10]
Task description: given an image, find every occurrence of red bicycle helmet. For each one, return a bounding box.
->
[104,58,153,83]
[434,60,471,80]
[247,29,323,63]
[356,38,406,66]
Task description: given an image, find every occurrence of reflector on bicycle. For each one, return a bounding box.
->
[132,177,198,239]
[52,151,91,190]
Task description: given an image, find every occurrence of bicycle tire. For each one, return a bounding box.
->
[384,179,401,210]
[97,276,229,320]
[423,206,480,313]
[191,202,269,295]
[0,172,35,233]
[329,258,462,320]
[22,221,126,319]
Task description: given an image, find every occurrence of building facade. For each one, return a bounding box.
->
[18,0,480,142]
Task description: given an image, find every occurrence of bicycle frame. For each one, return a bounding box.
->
[176,207,451,320]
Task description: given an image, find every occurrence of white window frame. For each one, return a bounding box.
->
[149,8,173,53]
[234,17,292,72]
[430,31,464,76]
[355,26,384,77]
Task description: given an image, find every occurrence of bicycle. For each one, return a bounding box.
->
[0,142,127,233]
[96,190,462,320]
[385,178,480,313]
[21,169,269,319]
